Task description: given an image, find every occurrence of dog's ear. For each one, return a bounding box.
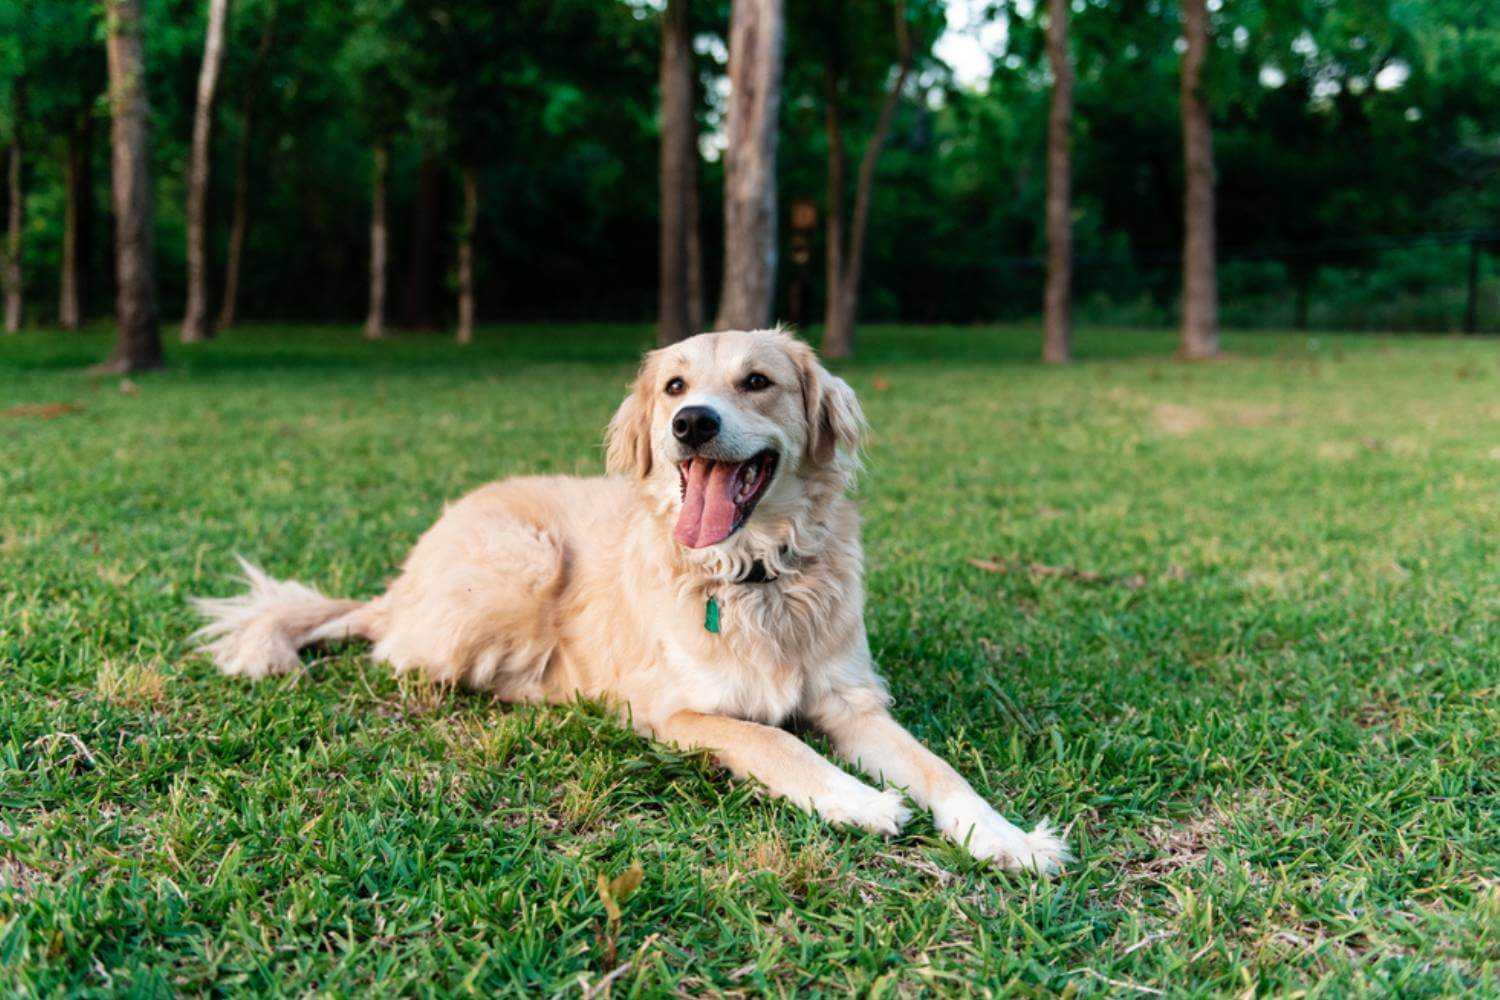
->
[605,359,656,478]
[790,338,865,465]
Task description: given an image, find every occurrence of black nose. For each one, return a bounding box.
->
[672,405,720,447]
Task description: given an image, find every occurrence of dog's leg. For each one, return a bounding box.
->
[656,710,911,835]
[809,697,1069,873]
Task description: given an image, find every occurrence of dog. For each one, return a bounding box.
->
[194,329,1068,873]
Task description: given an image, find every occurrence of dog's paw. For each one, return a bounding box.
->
[812,779,912,836]
[937,799,1070,875]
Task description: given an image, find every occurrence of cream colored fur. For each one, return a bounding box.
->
[193,329,1068,872]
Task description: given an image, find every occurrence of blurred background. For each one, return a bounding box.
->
[0,0,1497,365]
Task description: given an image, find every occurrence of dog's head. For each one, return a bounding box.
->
[605,329,864,550]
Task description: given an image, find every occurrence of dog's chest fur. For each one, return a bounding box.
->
[655,560,863,726]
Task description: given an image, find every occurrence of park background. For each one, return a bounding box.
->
[0,0,1497,350]
[2,0,1498,996]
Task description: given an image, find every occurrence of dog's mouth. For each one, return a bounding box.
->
[673,449,779,549]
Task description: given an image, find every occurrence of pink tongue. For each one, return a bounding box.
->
[674,459,741,548]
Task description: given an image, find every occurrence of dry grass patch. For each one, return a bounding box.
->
[96,658,168,708]
[553,770,623,833]
[714,830,833,897]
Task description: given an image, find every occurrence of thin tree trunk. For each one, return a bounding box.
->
[218,98,253,330]
[821,0,910,360]
[822,67,847,355]
[3,125,21,334]
[1179,0,1219,359]
[1464,240,1479,334]
[714,0,784,331]
[364,142,388,340]
[685,149,704,333]
[60,116,92,330]
[103,0,163,371]
[685,16,705,333]
[402,149,440,329]
[181,0,231,342]
[455,164,477,345]
[218,2,275,330]
[658,0,693,346]
[1042,0,1073,364]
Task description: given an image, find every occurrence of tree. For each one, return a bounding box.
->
[13,0,108,332]
[182,0,231,342]
[103,0,163,371]
[0,0,24,335]
[217,0,277,330]
[658,0,695,346]
[339,0,414,340]
[1042,0,1072,363]
[818,0,914,359]
[364,142,389,339]
[1179,0,1219,359]
[2,83,20,334]
[59,112,92,329]
[455,164,477,343]
[714,0,784,331]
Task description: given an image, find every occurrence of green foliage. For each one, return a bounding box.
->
[0,0,1497,329]
[1,323,1497,993]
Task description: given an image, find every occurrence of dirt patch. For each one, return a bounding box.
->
[968,557,1186,591]
[1131,791,1271,882]
[1152,403,1211,437]
[0,855,46,898]
[3,401,83,419]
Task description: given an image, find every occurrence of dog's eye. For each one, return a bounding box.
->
[664,377,686,396]
[742,372,772,392]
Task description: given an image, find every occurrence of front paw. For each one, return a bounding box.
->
[811,778,912,836]
[938,800,1070,874]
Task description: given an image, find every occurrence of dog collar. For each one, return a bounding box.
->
[737,560,776,584]
[705,551,791,633]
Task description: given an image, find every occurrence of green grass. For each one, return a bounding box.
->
[2,324,1497,996]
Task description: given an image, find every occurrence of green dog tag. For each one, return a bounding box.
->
[705,596,721,634]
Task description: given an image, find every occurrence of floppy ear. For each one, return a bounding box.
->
[791,339,865,465]
[605,363,655,478]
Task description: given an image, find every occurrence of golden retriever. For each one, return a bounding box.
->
[194,329,1067,872]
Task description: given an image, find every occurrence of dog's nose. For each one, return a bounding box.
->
[672,406,720,448]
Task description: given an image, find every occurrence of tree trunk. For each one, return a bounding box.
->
[181,0,231,343]
[401,150,441,329]
[1179,0,1219,359]
[1464,240,1479,334]
[821,0,910,360]
[685,16,705,333]
[713,0,784,331]
[658,0,694,346]
[218,3,275,331]
[60,116,93,330]
[455,164,477,345]
[1042,0,1073,364]
[3,127,21,334]
[218,96,253,330]
[103,0,163,371]
[685,132,705,334]
[364,142,388,340]
[822,68,848,356]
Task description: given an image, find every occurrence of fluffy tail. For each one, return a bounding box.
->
[191,557,374,679]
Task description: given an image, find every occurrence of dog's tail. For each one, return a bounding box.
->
[191,556,379,680]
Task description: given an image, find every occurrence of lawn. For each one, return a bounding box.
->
[2,324,1497,996]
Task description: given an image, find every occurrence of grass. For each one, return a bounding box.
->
[1,323,1497,996]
